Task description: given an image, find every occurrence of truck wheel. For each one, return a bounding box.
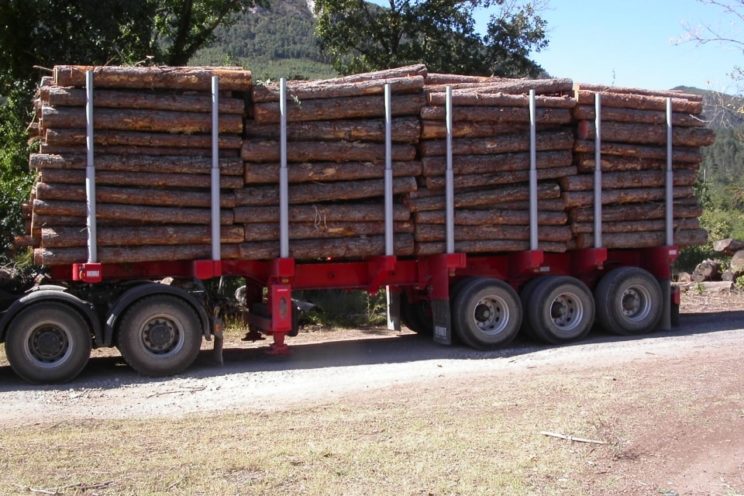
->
[400,292,433,335]
[526,276,595,345]
[519,277,545,341]
[6,302,91,384]
[595,267,662,335]
[452,278,522,349]
[117,295,202,376]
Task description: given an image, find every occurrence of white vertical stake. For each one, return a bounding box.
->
[666,97,674,246]
[384,83,393,256]
[594,93,603,248]
[279,78,289,258]
[528,89,538,251]
[445,86,455,254]
[211,76,221,261]
[85,70,97,264]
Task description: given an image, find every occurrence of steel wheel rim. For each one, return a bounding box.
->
[472,295,510,336]
[24,323,73,368]
[139,312,186,356]
[620,285,652,322]
[549,291,585,337]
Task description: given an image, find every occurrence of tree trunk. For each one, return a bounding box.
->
[32,199,234,224]
[415,208,567,226]
[415,240,567,255]
[307,64,427,84]
[421,150,572,176]
[576,121,715,147]
[243,221,413,241]
[40,144,241,157]
[420,106,571,124]
[574,140,702,163]
[420,120,524,139]
[559,169,698,191]
[35,243,241,266]
[569,202,703,222]
[573,228,708,249]
[253,94,425,123]
[239,234,415,260]
[574,90,703,113]
[252,75,425,102]
[244,161,422,184]
[424,78,573,95]
[426,92,575,108]
[425,166,577,190]
[406,182,562,212]
[38,169,244,189]
[572,105,705,127]
[712,238,744,256]
[241,140,417,163]
[691,259,722,282]
[41,225,245,248]
[245,117,421,143]
[562,187,695,208]
[234,203,411,223]
[573,153,700,172]
[420,130,574,156]
[573,83,703,102]
[43,129,243,149]
[30,153,244,176]
[425,73,494,84]
[414,224,572,242]
[570,217,700,234]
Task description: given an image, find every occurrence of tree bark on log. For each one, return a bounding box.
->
[41,225,245,248]
[30,153,244,176]
[568,202,703,222]
[40,86,245,113]
[559,169,698,191]
[425,166,577,190]
[35,183,237,208]
[420,130,574,156]
[406,183,562,212]
[235,176,417,206]
[32,199,234,224]
[426,92,575,108]
[39,144,241,157]
[576,121,715,147]
[421,151,572,176]
[234,203,411,223]
[53,65,252,91]
[243,221,413,241]
[573,229,708,249]
[424,78,573,95]
[572,105,705,127]
[41,106,243,134]
[415,240,567,255]
[253,94,425,123]
[562,187,695,208]
[38,169,244,189]
[245,117,421,143]
[481,199,567,211]
[35,243,241,266]
[241,140,417,162]
[570,218,700,234]
[574,140,702,163]
[239,234,415,260]
[420,120,524,139]
[415,208,567,225]
[712,238,744,256]
[573,83,703,102]
[574,153,700,172]
[43,129,243,149]
[414,224,572,242]
[575,90,703,113]
[252,75,425,102]
[244,161,422,184]
[425,73,494,84]
[420,106,572,124]
[308,64,427,84]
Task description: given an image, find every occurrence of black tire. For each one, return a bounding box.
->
[519,277,546,341]
[6,302,91,384]
[595,267,663,335]
[117,295,202,376]
[400,293,433,335]
[451,278,522,349]
[526,276,595,345]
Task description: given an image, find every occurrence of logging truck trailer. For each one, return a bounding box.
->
[0,74,684,384]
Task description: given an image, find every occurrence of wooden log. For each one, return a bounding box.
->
[559,169,698,191]
[574,140,701,163]
[421,151,572,176]
[574,154,701,172]
[425,166,577,190]
[691,259,722,282]
[484,199,567,211]
[53,65,252,91]
[35,243,241,266]
[244,117,421,143]
[41,225,245,248]
[426,92,576,108]
[414,224,572,242]
[712,238,744,256]
[420,106,572,124]
[30,153,244,175]
[569,202,703,222]
[38,169,244,189]
[40,86,245,113]
[243,221,413,241]
[239,234,415,260]
[575,90,703,113]
[415,240,567,255]
[574,228,708,249]
[234,203,411,223]
[252,75,425,102]
[421,130,574,156]
[241,140,417,163]
[39,144,241,157]
[425,73,497,84]
[244,161,422,184]
[235,176,417,206]
[572,105,705,127]
[41,106,243,134]
[32,199,234,224]
[425,78,574,95]
[34,183,237,208]
[570,218,701,234]
[43,129,243,149]
[253,94,425,124]
[420,120,524,139]
[313,64,427,84]
[415,209,567,226]
[406,183,562,212]
[576,121,715,147]
[573,83,703,102]
[562,187,695,208]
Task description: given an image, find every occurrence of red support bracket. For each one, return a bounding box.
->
[508,250,544,278]
[71,263,103,283]
[643,245,678,279]
[424,253,466,299]
[192,259,223,280]
[272,257,295,282]
[367,255,397,293]
[267,283,292,356]
[571,247,608,275]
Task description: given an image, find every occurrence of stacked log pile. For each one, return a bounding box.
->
[567,84,714,249]
[238,65,427,259]
[412,75,577,254]
[28,66,252,265]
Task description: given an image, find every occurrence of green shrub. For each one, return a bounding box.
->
[295,288,387,327]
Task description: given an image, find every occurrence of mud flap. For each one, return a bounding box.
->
[431,299,452,345]
[386,286,401,331]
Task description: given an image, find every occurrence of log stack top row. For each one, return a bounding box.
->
[21,65,715,266]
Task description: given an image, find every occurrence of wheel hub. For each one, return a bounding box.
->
[30,325,69,362]
[549,293,583,331]
[621,286,651,321]
[143,319,178,353]
[472,296,509,335]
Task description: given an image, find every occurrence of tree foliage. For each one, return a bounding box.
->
[313,0,548,76]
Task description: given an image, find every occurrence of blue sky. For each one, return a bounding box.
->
[475,0,742,91]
